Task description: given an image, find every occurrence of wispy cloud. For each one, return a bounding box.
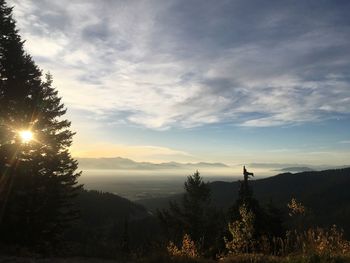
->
[9,0,350,129]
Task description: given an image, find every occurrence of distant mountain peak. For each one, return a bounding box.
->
[76,157,229,170]
[278,167,314,172]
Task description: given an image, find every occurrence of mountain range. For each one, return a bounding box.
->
[77,157,349,173]
[76,157,229,170]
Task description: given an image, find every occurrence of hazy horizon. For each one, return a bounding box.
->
[75,156,350,174]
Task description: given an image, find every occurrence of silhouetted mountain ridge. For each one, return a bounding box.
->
[76,190,150,225]
[137,168,350,236]
[277,167,314,172]
[248,162,350,171]
[209,168,350,207]
[76,157,229,170]
[65,190,160,251]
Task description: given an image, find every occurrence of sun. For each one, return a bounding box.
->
[19,130,33,143]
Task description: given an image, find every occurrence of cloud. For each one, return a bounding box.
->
[9,0,350,129]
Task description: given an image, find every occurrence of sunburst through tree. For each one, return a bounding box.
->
[0,0,82,249]
[18,130,33,143]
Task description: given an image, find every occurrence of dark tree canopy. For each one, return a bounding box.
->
[229,167,284,240]
[158,171,224,255]
[0,0,81,248]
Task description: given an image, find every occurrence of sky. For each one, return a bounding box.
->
[8,0,350,165]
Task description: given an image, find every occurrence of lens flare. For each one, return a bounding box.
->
[19,130,33,143]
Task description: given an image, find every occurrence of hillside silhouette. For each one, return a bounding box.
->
[63,190,160,257]
[138,168,350,236]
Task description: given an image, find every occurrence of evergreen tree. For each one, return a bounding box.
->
[228,167,284,241]
[265,199,285,238]
[120,219,130,254]
[0,0,81,248]
[230,168,261,221]
[158,171,223,254]
[228,167,267,241]
[182,170,211,238]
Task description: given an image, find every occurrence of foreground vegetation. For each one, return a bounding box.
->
[158,172,350,263]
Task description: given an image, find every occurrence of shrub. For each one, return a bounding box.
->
[167,234,199,258]
[225,204,256,254]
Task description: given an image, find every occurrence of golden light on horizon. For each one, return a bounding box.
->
[19,130,33,143]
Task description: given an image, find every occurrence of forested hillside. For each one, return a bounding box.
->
[138,168,350,236]
[63,190,160,257]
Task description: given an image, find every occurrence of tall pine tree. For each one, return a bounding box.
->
[158,171,224,255]
[0,0,81,248]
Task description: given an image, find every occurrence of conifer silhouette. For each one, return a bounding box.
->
[0,0,81,248]
[158,171,222,254]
